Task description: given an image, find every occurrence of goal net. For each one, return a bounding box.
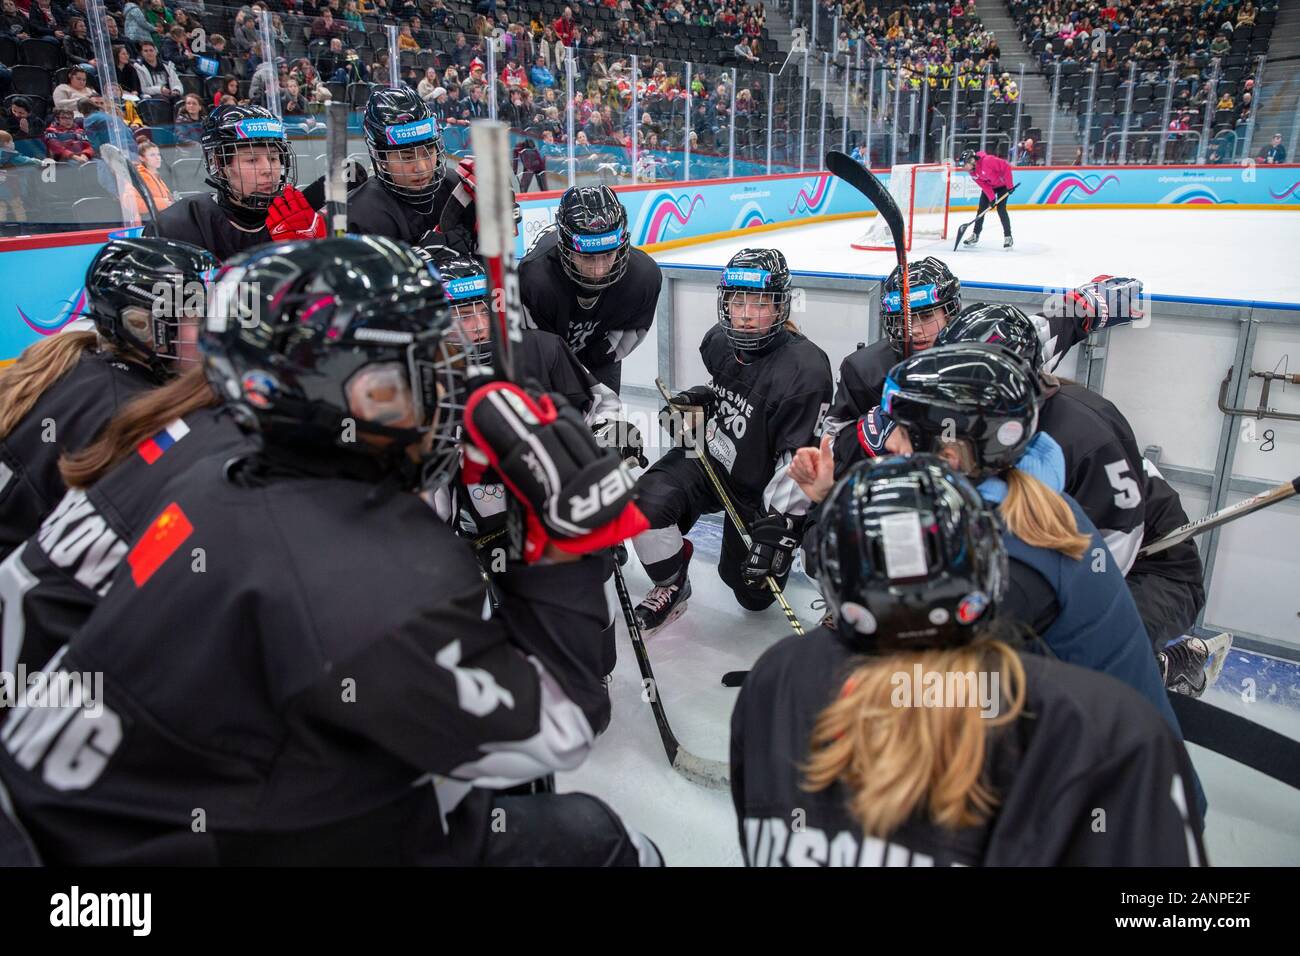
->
[851,163,952,252]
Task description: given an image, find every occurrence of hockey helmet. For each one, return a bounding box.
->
[880,256,962,354]
[555,185,630,292]
[716,247,793,356]
[201,104,296,211]
[363,87,445,213]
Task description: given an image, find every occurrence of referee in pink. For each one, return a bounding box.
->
[960,148,1015,249]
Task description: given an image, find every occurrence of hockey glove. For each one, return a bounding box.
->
[593,417,648,468]
[266,185,327,242]
[855,405,897,458]
[743,511,803,583]
[462,381,649,563]
[658,385,718,449]
[1064,275,1145,333]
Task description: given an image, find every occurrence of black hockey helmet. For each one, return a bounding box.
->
[201,104,296,211]
[813,454,1006,650]
[880,256,961,354]
[201,235,468,487]
[883,343,1041,479]
[421,245,493,364]
[958,148,977,167]
[363,87,445,213]
[936,302,1043,371]
[85,237,220,382]
[555,185,630,292]
[716,247,792,356]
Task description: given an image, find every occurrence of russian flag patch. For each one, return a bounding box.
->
[128,502,194,587]
[137,419,191,465]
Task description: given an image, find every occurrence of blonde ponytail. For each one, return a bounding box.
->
[1000,468,1090,560]
[0,332,99,439]
[802,639,1027,838]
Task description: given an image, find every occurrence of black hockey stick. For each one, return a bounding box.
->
[825,150,913,356]
[952,183,1019,251]
[655,378,806,643]
[1137,475,1299,558]
[612,558,730,790]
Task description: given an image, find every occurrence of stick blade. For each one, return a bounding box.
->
[825,150,905,261]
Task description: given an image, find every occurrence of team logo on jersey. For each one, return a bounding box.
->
[128,503,194,587]
[137,418,191,465]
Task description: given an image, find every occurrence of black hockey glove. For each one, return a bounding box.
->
[463,382,649,563]
[658,385,718,450]
[743,511,804,583]
[593,417,648,468]
[1062,275,1145,333]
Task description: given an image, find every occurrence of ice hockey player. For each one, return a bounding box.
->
[630,248,831,635]
[520,185,662,393]
[348,87,466,246]
[735,453,1205,866]
[0,236,661,866]
[423,246,639,680]
[959,147,1014,249]
[823,259,1142,457]
[931,303,1210,692]
[1,366,253,675]
[0,237,217,563]
[147,105,324,260]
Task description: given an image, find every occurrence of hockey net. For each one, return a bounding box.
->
[851,163,951,252]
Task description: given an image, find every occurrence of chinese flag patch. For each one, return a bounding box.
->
[128,502,194,587]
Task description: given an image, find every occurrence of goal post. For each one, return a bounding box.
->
[851,163,952,252]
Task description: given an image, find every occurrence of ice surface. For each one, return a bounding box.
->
[557,211,1300,867]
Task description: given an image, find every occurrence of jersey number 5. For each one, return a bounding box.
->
[1104,460,1142,510]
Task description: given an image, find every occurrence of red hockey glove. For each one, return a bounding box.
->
[462,381,649,563]
[266,185,326,242]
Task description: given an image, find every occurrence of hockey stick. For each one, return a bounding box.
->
[952,183,1019,251]
[470,120,523,383]
[324,101,350,237]
[1137,475,1299,558]
[612,558,730,790]
[99,142,156,224]
[825,150,912,356]
[654,378,807,646]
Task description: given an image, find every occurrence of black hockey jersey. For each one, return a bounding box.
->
[145,194,271,262]
[1038,380,1146,574]
[0,406,252,675]
[346,172,460,246]
[0,454,615,865]
[731,626,1206,866]
[698,325,833,511]
[0,351,157,563]
[519,228,662,393]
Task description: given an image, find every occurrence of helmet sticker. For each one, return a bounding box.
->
[233,117,285,139]
[882,283,941,312]
[385,117,438,145]
[571,228,624,253]
[957,590,990,624]
[928,607,950,625]
[445,274,488,300]
[722,267,772,289]
[880,511,929,579]
[996,420,1024,447]
[840,601,878,635]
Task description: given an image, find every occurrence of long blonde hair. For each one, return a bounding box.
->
[60,366,219,489]
[1000,468,1090,560]
[0,332,100,439]
[802,638,1027,838]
